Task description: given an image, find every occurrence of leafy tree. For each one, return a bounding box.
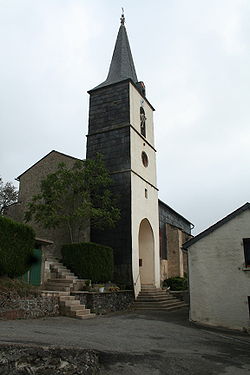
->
[0,177,18,215]
[25,154,120,243]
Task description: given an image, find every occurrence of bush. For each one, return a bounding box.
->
[163,276,188,291]
[61,242,113,282]
[0,216,35,277]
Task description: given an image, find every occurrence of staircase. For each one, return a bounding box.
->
[134,285,188,311]
[42,256,95,320]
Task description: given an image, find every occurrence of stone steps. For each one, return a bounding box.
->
[134,300,186,308]
[60,299,82,306]
[48,259,77,280]
[134,304,188,311]
[45,284,71,292]
[59,295,76,301]
[41,291,70,297]
[44,256,95,320]
[47,278,74,284]
[134,286,188,311]
[135,296,181,304]
[59,300,95,319]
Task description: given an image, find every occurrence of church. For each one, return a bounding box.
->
[6,14,193,295]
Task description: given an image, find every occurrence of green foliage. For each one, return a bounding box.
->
[163,276,188,291]
[0,216,35,277]
[61,242,114,282]
[0,177,18,215]
[25,154,120,243]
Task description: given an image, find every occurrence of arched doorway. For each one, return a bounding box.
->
[138,218,155,285]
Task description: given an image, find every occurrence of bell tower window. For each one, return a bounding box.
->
[140,107,146,137]
[141,151,149,167]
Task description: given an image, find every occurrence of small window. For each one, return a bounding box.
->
[243,238,250,267]
[145,188,148,198]
[141,151,148,167]
[140,107,146,137]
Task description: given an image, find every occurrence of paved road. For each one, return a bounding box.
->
[0,308,250,374]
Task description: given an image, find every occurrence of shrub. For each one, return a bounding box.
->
[163,276,188,291]
[61,242,113,282]
[0,216,35,277]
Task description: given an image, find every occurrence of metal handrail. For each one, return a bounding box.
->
[134,272,140,286]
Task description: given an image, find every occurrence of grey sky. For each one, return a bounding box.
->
[1,0,249,234]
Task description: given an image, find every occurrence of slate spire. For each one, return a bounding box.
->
[93,13,138,90]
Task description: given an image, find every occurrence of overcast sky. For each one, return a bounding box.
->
[1,0,249,234]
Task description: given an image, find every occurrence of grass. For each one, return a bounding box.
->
[0,277,39,297]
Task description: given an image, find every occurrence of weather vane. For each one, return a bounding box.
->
[120,8,125,25]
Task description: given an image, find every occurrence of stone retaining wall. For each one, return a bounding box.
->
[0,344,99,374]
[0,294,59,320]
[72,290,134,314]
[170,290,190,305]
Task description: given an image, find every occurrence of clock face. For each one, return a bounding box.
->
[141,151,148,167]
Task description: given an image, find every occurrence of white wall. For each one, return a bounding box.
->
[189,209,250,331]
[129,83,160,297]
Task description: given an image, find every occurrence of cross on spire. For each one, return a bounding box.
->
[91,11,138,91]
[120,8,125,25]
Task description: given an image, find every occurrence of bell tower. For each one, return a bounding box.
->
[86,14,160,294]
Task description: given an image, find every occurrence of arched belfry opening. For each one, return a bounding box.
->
[138,218,155,285]
[140,107,146,137]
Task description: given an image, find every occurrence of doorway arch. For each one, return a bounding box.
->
[138,218,155,285]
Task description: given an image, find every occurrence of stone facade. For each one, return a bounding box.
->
[159,200,192,281]
[184,203,250,332]
[5,150,90,258]
[87,81,132,284]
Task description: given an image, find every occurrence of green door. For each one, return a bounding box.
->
[21,248,42,286]
[29,248,42,286]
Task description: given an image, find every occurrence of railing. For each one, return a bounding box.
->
[134,272,140,286]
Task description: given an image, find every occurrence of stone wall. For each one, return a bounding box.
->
[5,150,90,258]
[162,224,191,280]
[72,291,134,314]
[170,290,190,305]
[87,81,132,284]
[0,344,99,375]
[0,294,59,320]
[158,200,192,281]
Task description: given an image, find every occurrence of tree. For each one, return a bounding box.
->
[0,177,18,215]
[25,154,120,243]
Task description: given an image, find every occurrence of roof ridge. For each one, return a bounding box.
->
[16,150,84,180]
[183,202,250,249]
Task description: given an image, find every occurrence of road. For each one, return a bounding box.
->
[0,308,250,374]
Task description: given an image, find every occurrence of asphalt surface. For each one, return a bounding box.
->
[0,308,250,374]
